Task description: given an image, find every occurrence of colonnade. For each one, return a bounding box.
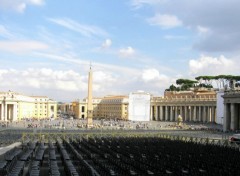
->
[223,103,240,131]
[222,91,240,132]
[150,105,216,123]
[0,103,17,121]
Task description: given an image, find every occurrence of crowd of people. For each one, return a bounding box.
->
[0,117,224,132]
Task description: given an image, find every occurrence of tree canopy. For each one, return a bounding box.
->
[165,74,240,91]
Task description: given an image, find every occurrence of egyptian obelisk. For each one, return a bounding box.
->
[87,65,93,126]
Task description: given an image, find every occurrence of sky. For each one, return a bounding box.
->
[0,0,239,102]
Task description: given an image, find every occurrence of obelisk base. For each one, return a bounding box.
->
[87,117,93,127]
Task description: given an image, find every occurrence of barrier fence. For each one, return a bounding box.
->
[21,131,240,150]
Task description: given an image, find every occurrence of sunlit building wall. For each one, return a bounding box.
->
[72,98,102,119]
[98,96,129,120]
[0,91,57,121]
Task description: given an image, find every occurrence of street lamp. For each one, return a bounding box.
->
[221,116,224,140]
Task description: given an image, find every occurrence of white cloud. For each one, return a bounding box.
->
[139,68,176,96]
[28,0,44,5]
[189,55,237,76]
[0,0,44,13]
[48,18,108,38]
[142,68,168,82]
[0,67,122,100]
[119,46,135,58]
[101,39,112,48]
[147,14,182,29]
[0,40,48,53]
[142,68,160,81]
[0,68,83,91]
[92,70,117,92]
[94,71,116,83]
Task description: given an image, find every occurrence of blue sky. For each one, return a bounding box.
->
[0,0,239,102]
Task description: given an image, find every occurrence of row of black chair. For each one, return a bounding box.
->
[28,160,40,176]
[49,160,60,176]
[1,136,240,175]
[35,143,45,161]
[4,148,22,161]
[70,136,240,175]
[57,140,79,176]
[8,160,25,176]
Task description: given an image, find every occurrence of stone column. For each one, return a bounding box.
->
[206,106,209,122]
[203,106,207,122]
[155,105,158,121]
[165,106,168,121]
[199,106,202,122]
[13,104,18,121]
[213,106,217,123]
[209,106,212,122]
[180,106,183,119]
[211,106,215,122]
[189,106,192,122]
[223,103,231,132]
[208,106,212,122]
[160,106,163,121]
[0,104,3,121]
[193,106,197,122]
[174,106,178,121]
[230,103,237,131]
[150,106,153,121]
[4,103,7,121]
[195,106,199,121]
[184,106,188,121]
[7,104,12,121]
[169,106,173,121]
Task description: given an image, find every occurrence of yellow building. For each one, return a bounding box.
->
[98,95,129,120]
[31,96,57,119]
[71,96,129,120]
[72,98,102,119]
[0,91,57,121]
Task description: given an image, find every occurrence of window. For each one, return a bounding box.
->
[81,106,85,112]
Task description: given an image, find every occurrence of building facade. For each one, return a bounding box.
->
[0,91,57,121]
[150,90,217,122]
[72,96,129,120]
[71,89,217,123]
[222,90,240,132]
[98,96,129,120]
[72,98,102,119]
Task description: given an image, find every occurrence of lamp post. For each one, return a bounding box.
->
[221,116,224,140]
